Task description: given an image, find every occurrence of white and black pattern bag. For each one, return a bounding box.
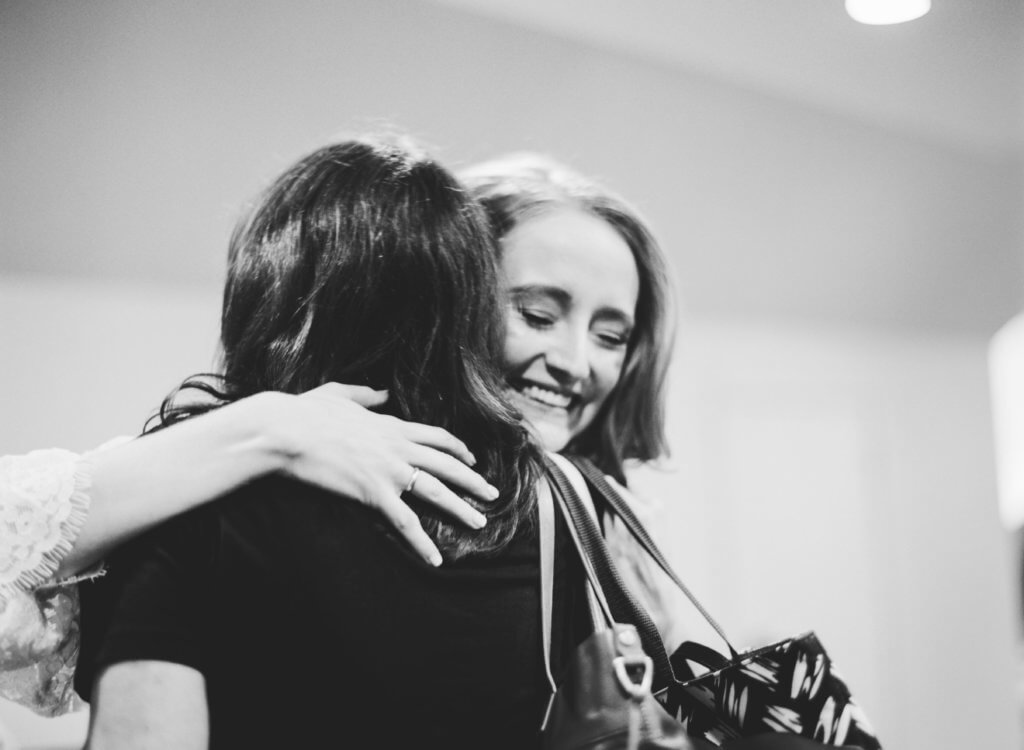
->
[661,632,880,748]
[553,455,883,750]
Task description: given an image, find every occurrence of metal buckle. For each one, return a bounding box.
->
[612,655,653,700]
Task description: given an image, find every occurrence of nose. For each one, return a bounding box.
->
[545,328,590,383]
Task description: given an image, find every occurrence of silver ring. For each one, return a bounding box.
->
[403,466,422,494]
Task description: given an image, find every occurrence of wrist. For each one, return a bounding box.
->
[224,392,298,476]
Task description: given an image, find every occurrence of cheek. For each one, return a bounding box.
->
[593,351,628,399]
[501,320,537,375]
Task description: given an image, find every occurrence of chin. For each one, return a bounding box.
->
[531,421,571,453]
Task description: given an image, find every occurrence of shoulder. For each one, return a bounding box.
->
[209,474,371,544]
[602,474,662,526]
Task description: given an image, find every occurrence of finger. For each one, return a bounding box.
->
[376,496,443,567]
[312,382,389,408]
[407,470,488,531]
[402,423,476,466]
[408,447,499,503]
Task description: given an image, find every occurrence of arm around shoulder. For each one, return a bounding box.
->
[56,395,293,578]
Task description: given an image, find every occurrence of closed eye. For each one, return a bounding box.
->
[508,285,570,324]
[517,305,556,329]
[595,329,630,348]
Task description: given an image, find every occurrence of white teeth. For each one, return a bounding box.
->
[519,384,572,409]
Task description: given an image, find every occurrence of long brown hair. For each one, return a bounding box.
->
[155,138,541,557]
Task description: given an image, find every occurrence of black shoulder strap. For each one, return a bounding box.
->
[566,455,738,660]
[544,454,676,690]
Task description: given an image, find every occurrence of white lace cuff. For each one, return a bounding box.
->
[0,449,92,602]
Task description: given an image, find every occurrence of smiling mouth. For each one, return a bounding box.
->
[509,382,576,410]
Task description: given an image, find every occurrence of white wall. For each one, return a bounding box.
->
[631,318,1020,749]
[0,275,221,456]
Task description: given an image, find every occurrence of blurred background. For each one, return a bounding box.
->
[1,1,1022,748]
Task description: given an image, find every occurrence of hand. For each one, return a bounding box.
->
[262,383,499,566]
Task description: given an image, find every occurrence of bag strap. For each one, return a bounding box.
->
[669,640,731,673]
[538,477,558,697]
[544,454,676,690]
[541,474,617,627]
[538,475,625,730]
[566,455,740,660]
[539,475,618,689]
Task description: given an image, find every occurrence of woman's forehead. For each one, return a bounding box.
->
[500,208,639,313]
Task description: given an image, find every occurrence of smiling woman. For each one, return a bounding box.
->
[501,207,640,453]
[462,153,676,486]
[460,153,684,648]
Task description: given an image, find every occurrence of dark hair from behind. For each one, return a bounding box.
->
[459,153,675,483]
[153,137,540,558]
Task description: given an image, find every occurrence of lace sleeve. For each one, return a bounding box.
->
[0,448,97,715]
[0,449,92,600]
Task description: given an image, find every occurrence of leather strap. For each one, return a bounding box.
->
[545,471,616,627]
[567,455,739,660]
[546,454,613,628]
[538,478,558,696]
[545,454,675,690]
[669,640,731,672]
[538,472,618,729]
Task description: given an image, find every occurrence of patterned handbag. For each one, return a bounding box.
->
[662,634,880,748]
[557,455,883,750]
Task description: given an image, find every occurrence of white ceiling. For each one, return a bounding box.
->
[431,0,1024,157]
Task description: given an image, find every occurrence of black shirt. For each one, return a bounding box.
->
[76,475,590,750]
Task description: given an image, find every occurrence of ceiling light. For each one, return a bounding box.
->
[845,0,931,25]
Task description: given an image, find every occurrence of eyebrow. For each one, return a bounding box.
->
[508,284,572,307]
[508,284,635,328]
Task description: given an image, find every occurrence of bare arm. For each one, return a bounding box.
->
[86,661,208,750]
[57,383,498,576]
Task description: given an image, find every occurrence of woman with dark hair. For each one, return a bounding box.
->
[179,136,541,555]
[74,137,594,750]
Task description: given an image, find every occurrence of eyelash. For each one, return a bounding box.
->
[517,306,555,328]
[596,331,629,348]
